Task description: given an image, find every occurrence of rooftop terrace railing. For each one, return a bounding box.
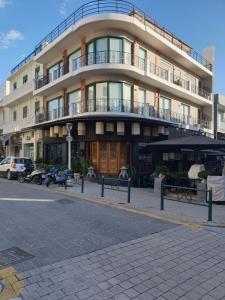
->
[11,0,212,74]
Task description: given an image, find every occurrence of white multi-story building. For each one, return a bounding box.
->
[0,0,215,176]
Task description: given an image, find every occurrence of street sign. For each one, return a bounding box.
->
[66,136,73,142]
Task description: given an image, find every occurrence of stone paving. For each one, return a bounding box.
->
[56,181,225,226]
[16,226,225,300]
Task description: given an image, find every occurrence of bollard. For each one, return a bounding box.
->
[64,180,67,190]
[208,189,213,222]
[81,175,84,193]
[160,182,164,210]
[101,176,104,197]
[127,178,131,203]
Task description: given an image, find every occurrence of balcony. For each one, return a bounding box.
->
[35,98,211,131]
[11,0,212,75]
[34,50,212,104]
[2,81,33,106]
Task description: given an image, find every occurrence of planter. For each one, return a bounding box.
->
[74,173,80,183]
[154,177,163,195]
[197,182,207,202]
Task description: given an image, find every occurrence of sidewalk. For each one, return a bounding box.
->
[56,181,225,226]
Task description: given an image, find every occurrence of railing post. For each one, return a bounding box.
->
[208,189,213,222]
[127,178,131,203]
[101,176,105,197]
[160,181,164,210]
[81,175,84,193]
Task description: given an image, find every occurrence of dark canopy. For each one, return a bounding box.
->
[144,135,225,151]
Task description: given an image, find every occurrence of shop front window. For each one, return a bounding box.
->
[24,143,34,160]
[46,144,62,165]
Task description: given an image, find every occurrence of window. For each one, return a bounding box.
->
[13,82,17,91]
[35,67,40,79]
[48,62,63,82]
[23,106,28,119]
[138,89,146,114]
[35,101,40,115]
[13,110,17,121]
[180,103,190,124]
[87,81,132,113]
[68,90,81,115]
[47,97,62,120]
[87,37,132,65]
[23,75,28,84]
[159,96,171,120]
[139,47,146,71]
[69,49,81,71]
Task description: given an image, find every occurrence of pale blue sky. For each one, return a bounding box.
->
[0,0,224,94]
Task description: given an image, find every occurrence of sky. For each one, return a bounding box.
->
[0,0,224,94]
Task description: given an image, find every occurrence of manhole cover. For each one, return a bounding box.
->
[0,247,33,269]
[57,198,74,205]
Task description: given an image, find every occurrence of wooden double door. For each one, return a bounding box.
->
[91,141,127,174]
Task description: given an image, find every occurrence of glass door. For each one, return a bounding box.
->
[96,38,108,63]
[96,82,108,111]
[109,38,123,63]
[160,96,171,120]
[109,82,122,112]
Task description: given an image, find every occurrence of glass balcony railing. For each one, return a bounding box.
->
[34,50,212,101]
[35,100,211,130]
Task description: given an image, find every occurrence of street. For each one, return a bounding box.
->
[0,179,225,299]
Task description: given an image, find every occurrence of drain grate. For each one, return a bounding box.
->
[0,247,34,269]
[56,198,74,205]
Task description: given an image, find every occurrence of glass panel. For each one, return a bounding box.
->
[48,97,62,120]
[138,89,145,114]
[110,143,117,160]
[124,39,132,65]
[69,49,81,71]
[139,48,146,70]
[109,38,122,63]
[48,62,63,82]
[109,82,122,112]
[180,104,190,124]
[96,82,107,112]
[88,42,94,64]
[123,83,131,112]
[87,85,95,112]
[160,96,171,120]
[96,38,108,63]
[69,90,81,115]
[99,142,107,160]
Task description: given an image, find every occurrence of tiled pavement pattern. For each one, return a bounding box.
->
[17,226,225,300]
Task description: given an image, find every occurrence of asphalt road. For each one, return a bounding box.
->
[0,178,176,273]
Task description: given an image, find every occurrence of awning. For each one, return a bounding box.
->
[143,135,225,151]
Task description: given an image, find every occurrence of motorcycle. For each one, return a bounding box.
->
[45,169,73,188]
[44,166,59,187]
[18,167,46,185]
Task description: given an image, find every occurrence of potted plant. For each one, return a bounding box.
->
[72,159,81,182]
[153,165,169,194]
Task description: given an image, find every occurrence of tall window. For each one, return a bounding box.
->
[23,75,28,84]
[180,103,190,124]
[139,47,146,71]
[35,67,40,79]
[69,49,81,71]
[35,101,40,115]
[13,82,17,91]
[13,110,17,121]
[87,37,132,65]
[68,90,81,115]
[23,106,28,119]
[48,62,63,82]
[87,81,132,113]
[47,97,62,120]
[159,96,171,120]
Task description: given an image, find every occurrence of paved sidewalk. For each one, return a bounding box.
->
[16,226,225,299]
[56,181,225,226]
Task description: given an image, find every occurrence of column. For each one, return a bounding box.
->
[81,38,86,67]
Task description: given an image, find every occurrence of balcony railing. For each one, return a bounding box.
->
[34,50,212,101]
[35,99,211,130]
[11,0,212,74]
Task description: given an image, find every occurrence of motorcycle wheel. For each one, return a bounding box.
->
[18,174,25,183]
[45,177,52,187]
[36,175,43,185]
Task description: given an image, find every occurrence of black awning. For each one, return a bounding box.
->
[143,135,225,151]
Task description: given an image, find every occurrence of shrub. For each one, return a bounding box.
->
[155,165,169,178]
[198,170,209,180]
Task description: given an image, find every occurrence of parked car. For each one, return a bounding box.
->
[0,157,34,180]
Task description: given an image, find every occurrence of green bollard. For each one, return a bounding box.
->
[101,176,104,197]
[160,181,164,210]
[208,189,213,222]
[81,175,84,193]
[127,178,131,203]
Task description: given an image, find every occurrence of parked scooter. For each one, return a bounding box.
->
[45,166,59,187]
[45,169,73,188]
[18,167,46,185]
